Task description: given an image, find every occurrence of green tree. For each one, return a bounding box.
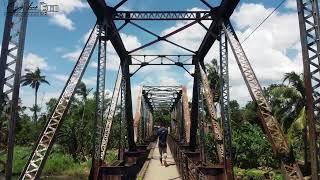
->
[282,72,307,168]
[205,59,220,102]
[75,82,93,160]
[21,68,50,122]
[229,100,243,126]
[267,72,308,170]
[232,122,277,168]
[241,101,260,126]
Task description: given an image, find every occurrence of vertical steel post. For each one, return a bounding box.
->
[219,30,234,179]
[90,23,107,180]
[118,79,124,161]
[296,0,320,178]
[190,61,200,151]
[140,98,145,143]
[143,102,148,141]
[199,86,206,164]
[121,58,136,151]
[0,0,29,179]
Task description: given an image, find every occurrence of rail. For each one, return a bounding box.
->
[167,135,207,180]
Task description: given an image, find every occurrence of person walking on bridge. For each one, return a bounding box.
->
[157,121,168,167]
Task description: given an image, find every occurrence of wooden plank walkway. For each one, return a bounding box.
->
[144,142,181,180]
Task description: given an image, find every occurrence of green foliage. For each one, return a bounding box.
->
[232,123,277,168]
[43,152,75,175]
[205,59,220,101]
[11,146,30,174]
[8,70,311,177]
[204,132,219,163]
[229,100,242,124]
[234,168,284,180]
[241,101,260,125]
[153,111,171,126]
[244,169,265,179]
[105,149,119,164]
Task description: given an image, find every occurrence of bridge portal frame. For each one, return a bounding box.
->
[1,0,314,179]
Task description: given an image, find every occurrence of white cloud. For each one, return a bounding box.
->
[120,33,142,51]
[285,0,297,10]
[226,3,303,105]
[232,3,274,30]
[65,31,143,71]
[41,0,88,14]
[82,76,97,86]
[62,48,82,61]
[50,14,75,31]
[82,28,93,43]
[41,0,88,30]
[52,74,69,82]
[159,76,179,86]
[23,53,49,71]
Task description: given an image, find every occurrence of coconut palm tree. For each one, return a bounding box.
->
[21,68,50,122]
[269,72,308,170]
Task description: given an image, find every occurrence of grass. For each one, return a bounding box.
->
[234,167,284,180]
[0,146,119,177]
[2,147,285,179]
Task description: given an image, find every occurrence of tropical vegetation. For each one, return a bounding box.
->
[0,64,312,178]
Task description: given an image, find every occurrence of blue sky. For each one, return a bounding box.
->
[0,0,302,114]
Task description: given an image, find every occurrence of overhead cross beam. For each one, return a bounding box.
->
[130,55,193,76]
[142,86,182,111]
[114,11,215,20]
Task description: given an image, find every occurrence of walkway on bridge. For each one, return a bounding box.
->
[144,141,181,180]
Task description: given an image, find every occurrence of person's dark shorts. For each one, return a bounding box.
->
[159,145,167,156]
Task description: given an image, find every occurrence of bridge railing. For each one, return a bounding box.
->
[167,135,207,180]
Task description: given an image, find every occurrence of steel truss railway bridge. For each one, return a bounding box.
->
[1,0,320,179]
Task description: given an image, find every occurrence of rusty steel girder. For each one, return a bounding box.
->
[199,63,225,163]
[91,25,107,179]
[222,21,303,179]
[133,88,142,142]
[0,0,29,178]
[296,0,320,179]
[100,68,122,161]
[20,25,99,179]
[182,86,191,143]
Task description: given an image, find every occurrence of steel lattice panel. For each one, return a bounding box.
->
[199,63,225,163]
[296,0,320,179]
[219,30,233,178]
[20,25,99,179]
[100,68,122,160]
[0,0,29,178]
[93,25,107,167]
[223,21,303,179]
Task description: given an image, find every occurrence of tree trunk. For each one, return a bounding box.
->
[34,88,38,122]
[78,102,86,160]
[303,126,308,173]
